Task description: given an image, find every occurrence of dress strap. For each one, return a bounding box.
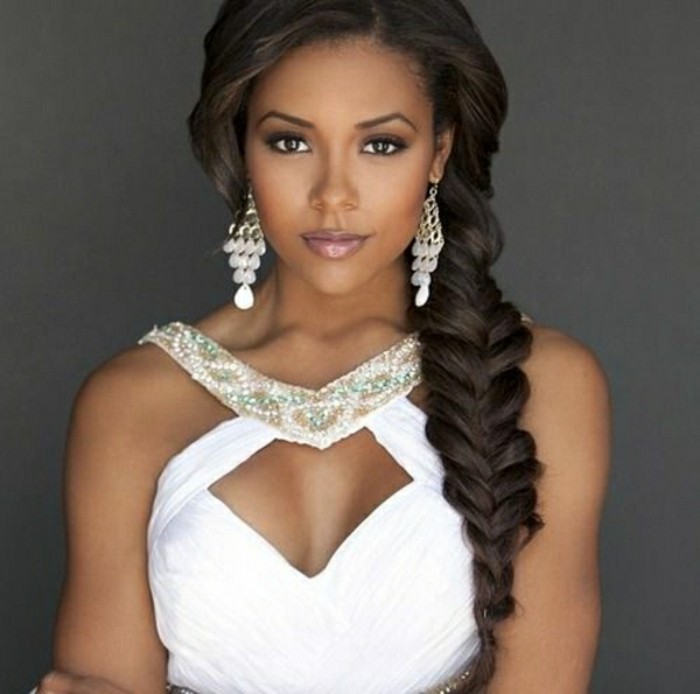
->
[137,321,422,450]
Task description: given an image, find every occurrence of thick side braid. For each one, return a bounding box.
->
[407,183,544,690]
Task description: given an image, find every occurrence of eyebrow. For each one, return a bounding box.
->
[256,110,418,132]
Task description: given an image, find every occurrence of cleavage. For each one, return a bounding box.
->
[207,427,414,579]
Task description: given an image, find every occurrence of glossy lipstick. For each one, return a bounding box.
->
[301,230,368,259]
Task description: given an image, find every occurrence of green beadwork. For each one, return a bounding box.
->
[138,321,422,450]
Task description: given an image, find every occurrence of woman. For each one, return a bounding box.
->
[35,1,611,692]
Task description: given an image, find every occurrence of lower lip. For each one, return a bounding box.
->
[302,236,368,259]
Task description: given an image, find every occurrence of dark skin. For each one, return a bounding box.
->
[38,37,610,694]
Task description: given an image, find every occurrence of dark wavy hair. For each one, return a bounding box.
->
[187,1,544,690]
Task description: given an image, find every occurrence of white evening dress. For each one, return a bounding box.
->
[34,314,531,694]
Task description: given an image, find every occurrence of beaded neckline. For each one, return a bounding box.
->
[182,322,421,394]
[138,321,423,450]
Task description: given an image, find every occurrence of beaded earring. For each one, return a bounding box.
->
[222,185,266,310]
[411,180,444,307]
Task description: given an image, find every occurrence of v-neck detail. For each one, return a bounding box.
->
[139,315,535,693]
[201,479,419,583]
[179,321,420,394]
[138,321,423,450]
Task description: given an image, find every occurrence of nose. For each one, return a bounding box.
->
[309,151,358,212]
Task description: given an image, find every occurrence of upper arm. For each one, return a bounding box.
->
[52,350,170,691]
[488,327,612,693]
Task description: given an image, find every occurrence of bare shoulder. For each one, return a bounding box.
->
[52,335,231,685]
[69,343,181,481]
[70,332,232,481]
[76,339,183,425]
[60,340,198,560]
[487,322,612,690]
[518,320,612,481]
[77,336,195,413]
[521,321,610,397]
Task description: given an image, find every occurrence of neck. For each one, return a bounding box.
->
[249,258,414,343]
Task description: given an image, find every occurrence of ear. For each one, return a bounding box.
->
[428,124,455,182]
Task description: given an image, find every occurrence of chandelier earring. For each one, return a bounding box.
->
[222,185,266,310]
[411,180,445,307]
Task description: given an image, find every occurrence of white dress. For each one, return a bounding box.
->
[29,314,532,693]
[137,321,482,694]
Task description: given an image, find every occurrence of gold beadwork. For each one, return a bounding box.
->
[421,667,471,694]
[165,667,471,694]
[138,322,422,450]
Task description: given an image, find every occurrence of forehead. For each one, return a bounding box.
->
[247,38,431,125]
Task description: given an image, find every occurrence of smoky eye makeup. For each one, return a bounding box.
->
[263,131,409,155]
[263,131,308,153]
[363,135,408,155]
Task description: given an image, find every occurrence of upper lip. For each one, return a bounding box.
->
[301,229,367,241]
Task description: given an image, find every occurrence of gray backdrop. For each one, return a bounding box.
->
[2,1,698,692]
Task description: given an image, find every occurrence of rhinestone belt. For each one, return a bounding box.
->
[166,667,470,694]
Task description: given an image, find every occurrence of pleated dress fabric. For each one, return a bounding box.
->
[137,320,497,694]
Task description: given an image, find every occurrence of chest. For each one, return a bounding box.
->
[139,321,482,690]
[146,401,478,692]
[151,465,477,693]
[208,425,415,579]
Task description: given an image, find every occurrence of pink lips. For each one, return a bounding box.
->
[301,231,368,259]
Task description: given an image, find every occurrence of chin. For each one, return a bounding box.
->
[302,272,369,299]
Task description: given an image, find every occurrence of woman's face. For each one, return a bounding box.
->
[243,37,454,298]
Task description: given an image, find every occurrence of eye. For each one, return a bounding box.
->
[363,137,407,156]
[265,133,310,154]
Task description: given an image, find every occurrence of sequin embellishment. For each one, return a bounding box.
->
[165,663,471,693]
[166,666,471,693]
[138,321,422,450]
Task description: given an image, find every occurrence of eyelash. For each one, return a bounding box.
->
[264,132,407,156]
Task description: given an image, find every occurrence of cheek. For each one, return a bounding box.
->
[245,147,309,236]
[363,169,428,249]
[242,193,293,255]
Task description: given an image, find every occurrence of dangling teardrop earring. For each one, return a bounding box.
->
[411,180,444,307]
[222,185,266,310]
